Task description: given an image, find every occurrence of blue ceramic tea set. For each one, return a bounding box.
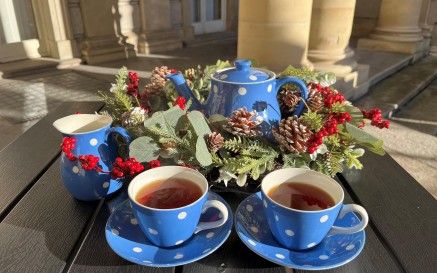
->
[53,60,367,269]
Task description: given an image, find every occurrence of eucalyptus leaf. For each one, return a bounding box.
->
[187,111,212,138]
[195,137,213,166]
[345,122,385,155]
[129,136,161,162]
[208,114,228,132]
[144,106,185,132]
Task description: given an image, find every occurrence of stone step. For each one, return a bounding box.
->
[354,56,437,118]
[391,79,437,136]
[184,31,237,48]
[0,59,59,79]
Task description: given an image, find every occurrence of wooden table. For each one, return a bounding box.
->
[1,101,436,273]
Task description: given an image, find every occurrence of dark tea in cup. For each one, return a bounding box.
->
[267,182,336,211]
[135,178,203,209]
[128,166,229,247]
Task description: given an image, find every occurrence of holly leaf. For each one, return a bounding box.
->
[129,136,161,162]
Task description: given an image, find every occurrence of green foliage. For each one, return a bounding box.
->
[344,122,385,155]
[301,111,324,132]
[98,67,132,125]
[215,137,279,181]
[129,136,160,162]
[97,61,388,188]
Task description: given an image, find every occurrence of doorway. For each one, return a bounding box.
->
[191,0,226,35]
[0,0,42,63]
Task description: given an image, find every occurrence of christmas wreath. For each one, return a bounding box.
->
[96,61,389,187]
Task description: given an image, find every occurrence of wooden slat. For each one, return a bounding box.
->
[67,188,174,273]
[180,191,285,273]
[184,189,402,273]
[0,158,100,273]
[340,152,437,273]
[0,101,105,218]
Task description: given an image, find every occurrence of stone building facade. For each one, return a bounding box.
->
[0,0,436,76]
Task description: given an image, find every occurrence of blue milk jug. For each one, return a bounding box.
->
[53,114,132,201]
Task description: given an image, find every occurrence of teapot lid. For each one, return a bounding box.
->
[212,60,274,83]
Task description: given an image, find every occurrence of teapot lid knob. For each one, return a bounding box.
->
[235,60,251,71]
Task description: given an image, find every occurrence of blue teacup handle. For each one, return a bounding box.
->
[328,204,369,235]
[194,199,229,234]
[275,77,308,116]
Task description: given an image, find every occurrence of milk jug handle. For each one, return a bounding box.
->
[105,127,133,147]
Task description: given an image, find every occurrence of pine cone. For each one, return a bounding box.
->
[307,88,324,111]
[207,132,224,152]
[272,116,311,154]
[278,86,301,113]
[223,108,261,137]
[144,66,172,96]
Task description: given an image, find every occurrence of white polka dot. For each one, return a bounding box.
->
[320,215,329,223]
[148,228,158,235]
[267,84,273,92]
[250,226,259,233]
[238,87,247,95]
[307,242,316,248]
[102,182,110,188]
[248,239,256,246]
[319,255,329,260]
[285,229,294,236]
[175,240,184,245]
[130,218,138,225]
[174,253,184,259]
[111,228,119,235]
[275,254,285,259]
[178,212,187,219]
[218,212,224,218]
[249,75,257,81]
[263,200,268,208]
[246,204,253,212]
[90,138,98,146]
[206,232,214,238]
[346,244,355,250]
[275,215,279,221]
[72,166,79,173]
[220,74,228,80]
[133,247,142,252]
[203,248,211,253]
[213,85,218,93]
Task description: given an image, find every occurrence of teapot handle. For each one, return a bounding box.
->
[275,77,308,116]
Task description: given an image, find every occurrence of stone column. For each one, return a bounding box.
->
[308,0,368,96]
[180,0,194,42]
[138,0,182,54]
[358,0,427,61]
[430,22,437,56]
[420,0,433,38]
[237,0,313,72]
[79,0,135,64]
[31,0,80,66]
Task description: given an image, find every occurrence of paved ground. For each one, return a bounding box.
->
[0,41,436,199]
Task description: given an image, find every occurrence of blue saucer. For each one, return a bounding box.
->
[106,192,232,267]
[235,192,365,270]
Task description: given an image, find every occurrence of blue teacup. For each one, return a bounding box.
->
[128,166,229,248]
[261,168,368,251]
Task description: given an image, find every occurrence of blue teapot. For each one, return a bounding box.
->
[166,60,308,139]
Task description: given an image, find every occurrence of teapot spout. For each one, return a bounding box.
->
[166,73,203,110]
